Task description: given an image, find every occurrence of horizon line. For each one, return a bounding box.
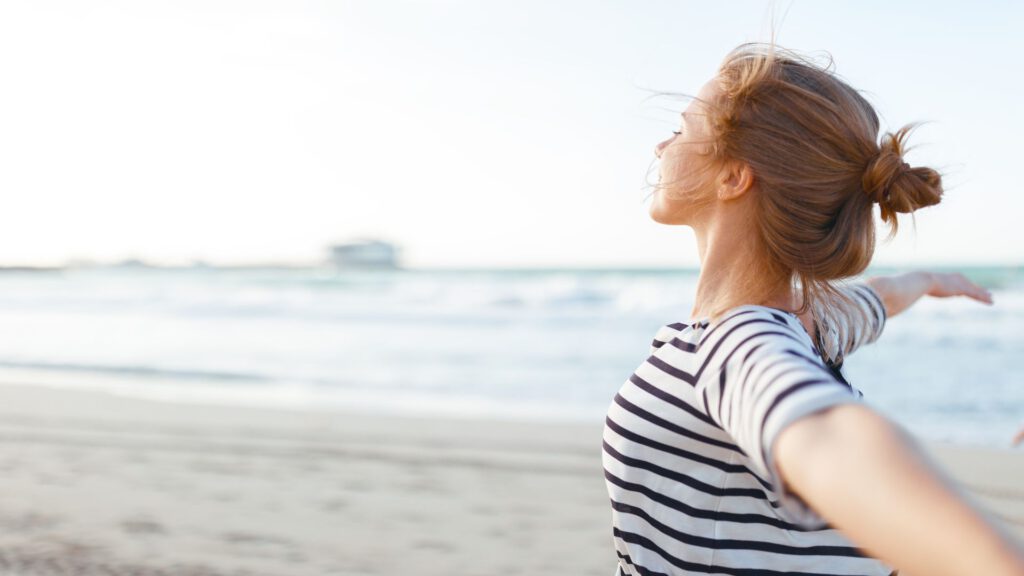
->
[1,261,1020,272]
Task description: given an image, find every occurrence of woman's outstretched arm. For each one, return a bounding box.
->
[865,271,994,318]
[774,403,1024,576]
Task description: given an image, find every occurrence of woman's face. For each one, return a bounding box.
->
[649,78,719,226]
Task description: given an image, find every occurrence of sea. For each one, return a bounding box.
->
[0,264,1020,449]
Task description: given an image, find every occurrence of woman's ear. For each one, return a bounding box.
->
[717,160,755,201]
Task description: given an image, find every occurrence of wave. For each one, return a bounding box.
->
[0,360,273,384]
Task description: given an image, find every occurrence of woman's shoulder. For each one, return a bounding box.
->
[707,305,866,397]
[810,282,888,365]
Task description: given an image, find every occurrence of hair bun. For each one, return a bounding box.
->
[862,148,908,205]
[861,125,943,238]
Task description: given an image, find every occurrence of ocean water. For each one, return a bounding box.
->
[0,265,1020,449]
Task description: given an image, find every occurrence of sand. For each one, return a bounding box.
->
[0,382,1020,576]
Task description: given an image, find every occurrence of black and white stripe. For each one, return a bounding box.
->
[812,282,888,368]
[605,282,895,576]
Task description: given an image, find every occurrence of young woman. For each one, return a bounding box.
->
[603,43,1024,576]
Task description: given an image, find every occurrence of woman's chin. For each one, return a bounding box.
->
[649,208,683,225]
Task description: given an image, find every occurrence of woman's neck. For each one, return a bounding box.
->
[689,213,794,321]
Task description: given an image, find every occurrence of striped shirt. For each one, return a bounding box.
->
[603,282,896,576]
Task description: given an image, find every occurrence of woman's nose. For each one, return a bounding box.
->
[655,138,669,159]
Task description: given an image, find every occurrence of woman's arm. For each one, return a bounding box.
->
[774,403,1024,576]
[865,271,994,318]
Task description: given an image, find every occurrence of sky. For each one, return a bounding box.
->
[0,0,1021,269]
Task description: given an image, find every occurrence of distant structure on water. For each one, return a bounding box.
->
[328,238,402,270]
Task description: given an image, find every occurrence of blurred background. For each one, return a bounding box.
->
[0,0,1020,446]
[0,1,1021,575]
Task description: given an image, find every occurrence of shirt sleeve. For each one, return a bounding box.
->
[698,316,864,528]
[813,281,887,367]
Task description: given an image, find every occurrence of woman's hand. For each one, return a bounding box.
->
[865,271,994,318]
[927,272,994,305]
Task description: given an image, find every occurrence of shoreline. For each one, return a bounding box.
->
[2,369,1019,452]
[0,382,1020,575]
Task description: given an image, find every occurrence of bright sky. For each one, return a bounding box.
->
[0,1,1020,268]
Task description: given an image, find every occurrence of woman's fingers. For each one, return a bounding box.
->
[974,285,995,305]
[926,272,994,305]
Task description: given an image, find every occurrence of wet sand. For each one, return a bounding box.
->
[0,382,1019,575]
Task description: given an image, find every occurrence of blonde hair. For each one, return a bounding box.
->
[690,43,943,333]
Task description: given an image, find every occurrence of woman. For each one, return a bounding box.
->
[603,43,1024,576]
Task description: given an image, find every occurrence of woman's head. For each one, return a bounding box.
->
[653,42,943,321]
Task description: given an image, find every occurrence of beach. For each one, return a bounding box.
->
[0,382,1020,576]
